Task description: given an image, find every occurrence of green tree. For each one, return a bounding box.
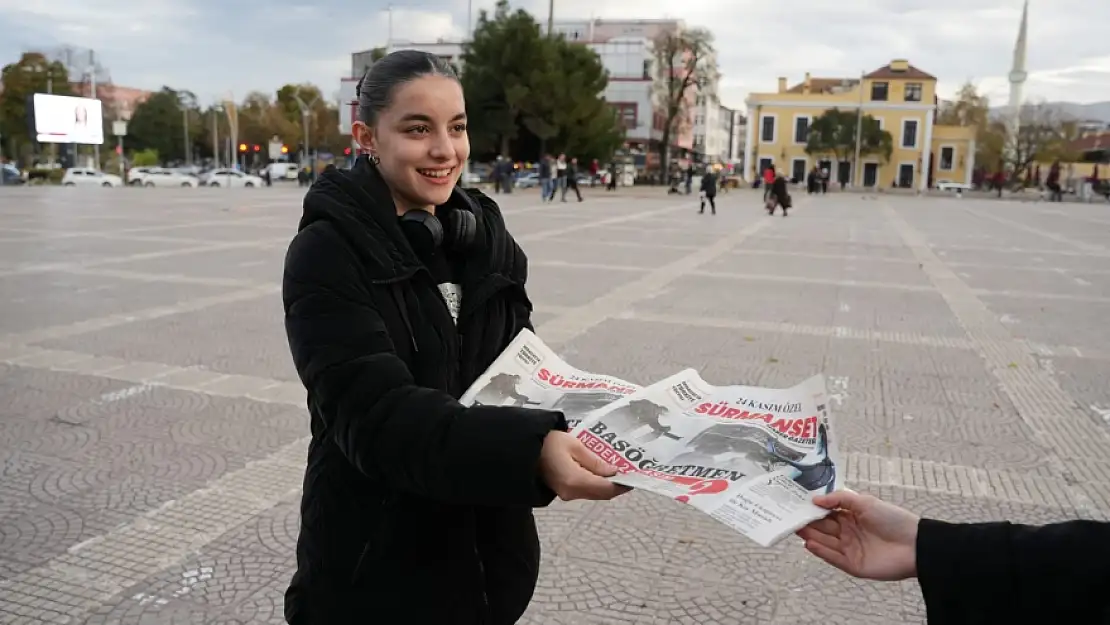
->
[534,38,623,161]
[130,148,160,167]
[461,0,623,161]
[369,47,388,62]
[652,28,716,182]
[0,52,73,160]
[805,108,893,173]
[461,0,550,156]
[127,87,188,164]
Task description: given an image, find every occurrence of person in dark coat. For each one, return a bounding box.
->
[797,490,1110,624]
[281,50,626,625]
[767,172,791,216]
[699,169,717,215]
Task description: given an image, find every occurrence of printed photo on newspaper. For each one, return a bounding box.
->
[460,330,842,548]
[459,329,640,429]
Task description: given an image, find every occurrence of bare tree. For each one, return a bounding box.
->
[1000,101,1080,182]
[651,28,716,184]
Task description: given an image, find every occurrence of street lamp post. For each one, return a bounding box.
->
[182,109,191,166]
[211,107,221,169]
[294,89,320,170]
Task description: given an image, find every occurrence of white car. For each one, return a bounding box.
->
[202,168,263,188]
[139,168,199,187]
[61,168,124,187]
[936,180,973,192]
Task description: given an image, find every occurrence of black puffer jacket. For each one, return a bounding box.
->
[282,156,566,625]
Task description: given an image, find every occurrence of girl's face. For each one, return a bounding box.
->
[353,75,469,214]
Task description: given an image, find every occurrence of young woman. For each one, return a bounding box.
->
[281,50,627,625]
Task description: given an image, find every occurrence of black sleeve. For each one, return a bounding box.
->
[283,222,566,507]
[916,518,1110,624]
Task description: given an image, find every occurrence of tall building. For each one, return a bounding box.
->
[553,18,695,171]
[742,59,976,190]
[721,107,746,166]
[345,17,725,175]
[1004,0,1030,168]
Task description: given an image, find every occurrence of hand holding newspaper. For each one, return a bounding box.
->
[460,330,842,547]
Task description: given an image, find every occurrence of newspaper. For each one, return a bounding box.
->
[459,330,640,429]
[461,330,841,547]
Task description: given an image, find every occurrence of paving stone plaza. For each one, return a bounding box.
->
[1,184,1108,624]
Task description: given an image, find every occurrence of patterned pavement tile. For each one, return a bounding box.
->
[1,187,1108,624]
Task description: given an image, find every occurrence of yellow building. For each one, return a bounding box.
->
[742,59,976,191]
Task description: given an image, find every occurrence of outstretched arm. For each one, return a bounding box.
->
[917,518,1110,624]
[284,222,565,507]
[798,491,1110,623]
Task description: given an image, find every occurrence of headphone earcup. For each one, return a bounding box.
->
[399,210,444,256]
[449,209,477,252]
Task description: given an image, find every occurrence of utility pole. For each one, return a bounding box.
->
[547,0,554,36]
[852,70,864,188]
[212,108,220,169]
[89,50,99,169]
[183,109,191,166]
[47,75,57,164]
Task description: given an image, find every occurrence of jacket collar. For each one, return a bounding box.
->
[299,156,524,287]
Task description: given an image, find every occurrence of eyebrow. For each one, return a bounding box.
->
[399,112,467,123]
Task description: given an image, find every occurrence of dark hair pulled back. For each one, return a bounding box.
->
[356,50,460,125]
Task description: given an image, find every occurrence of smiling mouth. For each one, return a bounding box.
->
[418,167,455,179]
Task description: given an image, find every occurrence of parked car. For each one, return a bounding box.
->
[201,168,263,188]
[514,172,541,188]
[936,179,973,192]
[61,168,124,187]
[1,163,26,185]
[138,168,199,187]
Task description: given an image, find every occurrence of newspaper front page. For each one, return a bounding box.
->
[459,329,640,429]
[571,370,839,547]
[461,330,841,547]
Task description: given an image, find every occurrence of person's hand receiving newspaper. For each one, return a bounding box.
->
[797,490,920,581]
[539,431,630,501]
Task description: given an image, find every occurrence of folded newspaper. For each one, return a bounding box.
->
[460,329,841,547]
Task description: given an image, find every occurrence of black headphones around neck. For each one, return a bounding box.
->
[398,202,478,257]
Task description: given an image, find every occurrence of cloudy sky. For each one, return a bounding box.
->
[1,0,1107,109]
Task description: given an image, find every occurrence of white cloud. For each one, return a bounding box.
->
[1,0,1107,109]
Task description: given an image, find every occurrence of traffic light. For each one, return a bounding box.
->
[281,145,289,154]
[253,144,260,152]
[238,143,247,153]
[343,147,351,156]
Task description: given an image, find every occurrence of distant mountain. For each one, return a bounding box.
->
[989,101,1110,123]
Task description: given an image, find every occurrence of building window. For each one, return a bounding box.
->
[794,116,810,144]
[902,119,919,148]
[760,115,776,143]
[611,102,637,129]
[870,81,889,101]
[642,59,652,79]
[904,82,923,102]
[939,146,955,170]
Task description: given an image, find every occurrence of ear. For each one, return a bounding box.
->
[352,121,376,154]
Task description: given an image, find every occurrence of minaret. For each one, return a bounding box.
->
[1004,0,1029,168]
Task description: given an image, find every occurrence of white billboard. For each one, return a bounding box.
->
[338,77,359,136]
[33,93,104,145]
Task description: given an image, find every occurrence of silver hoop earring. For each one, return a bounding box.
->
[369,153,380,166]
